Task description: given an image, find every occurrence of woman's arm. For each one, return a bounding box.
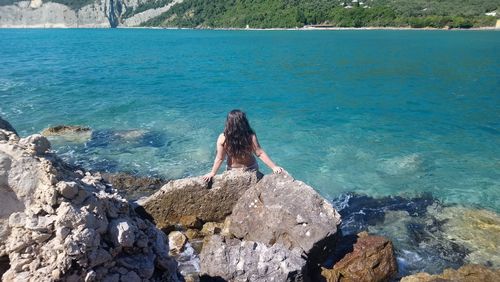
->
[203,134,226,182]
[252,134,283,174]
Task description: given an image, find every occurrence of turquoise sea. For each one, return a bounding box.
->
[0,29,499,276]
[2,29,498,211]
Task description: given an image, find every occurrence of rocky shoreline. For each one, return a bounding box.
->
[1,117,499,281]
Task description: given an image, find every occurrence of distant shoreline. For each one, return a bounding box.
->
[1,25,498,31]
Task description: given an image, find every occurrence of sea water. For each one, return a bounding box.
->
[0,29,499,275]
[1,29,498,211]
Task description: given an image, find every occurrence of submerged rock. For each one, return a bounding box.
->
[401,264,500,282]
[101,172,167,200]
[226,173,342,264]
[139,170,261,229]
[41,125,92,142]
[321,232,398,282]
[426,205,500,268]
[200,235,308,281]
[331,193,487,276]
[0,124,180,281]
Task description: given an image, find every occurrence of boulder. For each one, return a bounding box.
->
[139,170,261,229]
[0,121,180,281]
[226,173,341,263]
[321,232,398,282]
[401,264,500,282]
[200,235,308,281]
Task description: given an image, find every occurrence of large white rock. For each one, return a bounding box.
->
[0,121,180,281]
[226,173,341,263]
[200,235,308,281]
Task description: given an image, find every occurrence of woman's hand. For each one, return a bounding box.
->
[272,166,284,174]
[202,172,215,182]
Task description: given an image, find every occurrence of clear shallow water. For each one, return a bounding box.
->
[0,29,499,215]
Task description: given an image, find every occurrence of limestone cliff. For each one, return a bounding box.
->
[0,0,182,28]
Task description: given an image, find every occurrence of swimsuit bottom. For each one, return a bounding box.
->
[226,161,259,171]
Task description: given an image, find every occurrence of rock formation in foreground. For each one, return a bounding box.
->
[141,170,342,281]
[321,231,398,282]
[139,170,262,230]
[0,121,179,281]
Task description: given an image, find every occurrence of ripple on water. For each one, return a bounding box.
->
[0,78,24,92]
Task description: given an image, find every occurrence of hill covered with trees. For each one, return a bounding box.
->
[141,0,499,28]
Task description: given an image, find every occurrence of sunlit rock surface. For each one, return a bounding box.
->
[0,123,180,281]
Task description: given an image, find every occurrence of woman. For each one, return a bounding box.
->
[203,109,284,182]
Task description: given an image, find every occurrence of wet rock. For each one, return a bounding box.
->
[401,264,500,282]
[41,125,92,137]
[101,172,167,200]
[331,193,480,276]
[321,232,397,282]
[226,173,341,264]
[0,121,180,281]
[139,170,261,229]
[333,193,435,236]
[200,235,308,281]
[427,205,500,268]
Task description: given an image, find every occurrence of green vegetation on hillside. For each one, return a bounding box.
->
[141,0,499,28]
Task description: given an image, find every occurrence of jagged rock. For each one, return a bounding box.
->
[0,123,180,281]
[321,232,398,282]
[226,173,341,264]
[57,181,80,199]
[184,229,201,240]
[168,231,187,255]
[108,218,137,248]
[0,117,17,136]
[200,222,223,236]
[401,264,500,282]
[19,134,51,155]
[200,235,308,281]
[139,170,261,229]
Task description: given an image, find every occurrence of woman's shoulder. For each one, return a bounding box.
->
[217,133,225,143]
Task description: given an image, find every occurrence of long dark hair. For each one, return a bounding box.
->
[223,109,255,158]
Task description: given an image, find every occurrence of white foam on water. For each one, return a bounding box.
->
[0,79,24,92]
